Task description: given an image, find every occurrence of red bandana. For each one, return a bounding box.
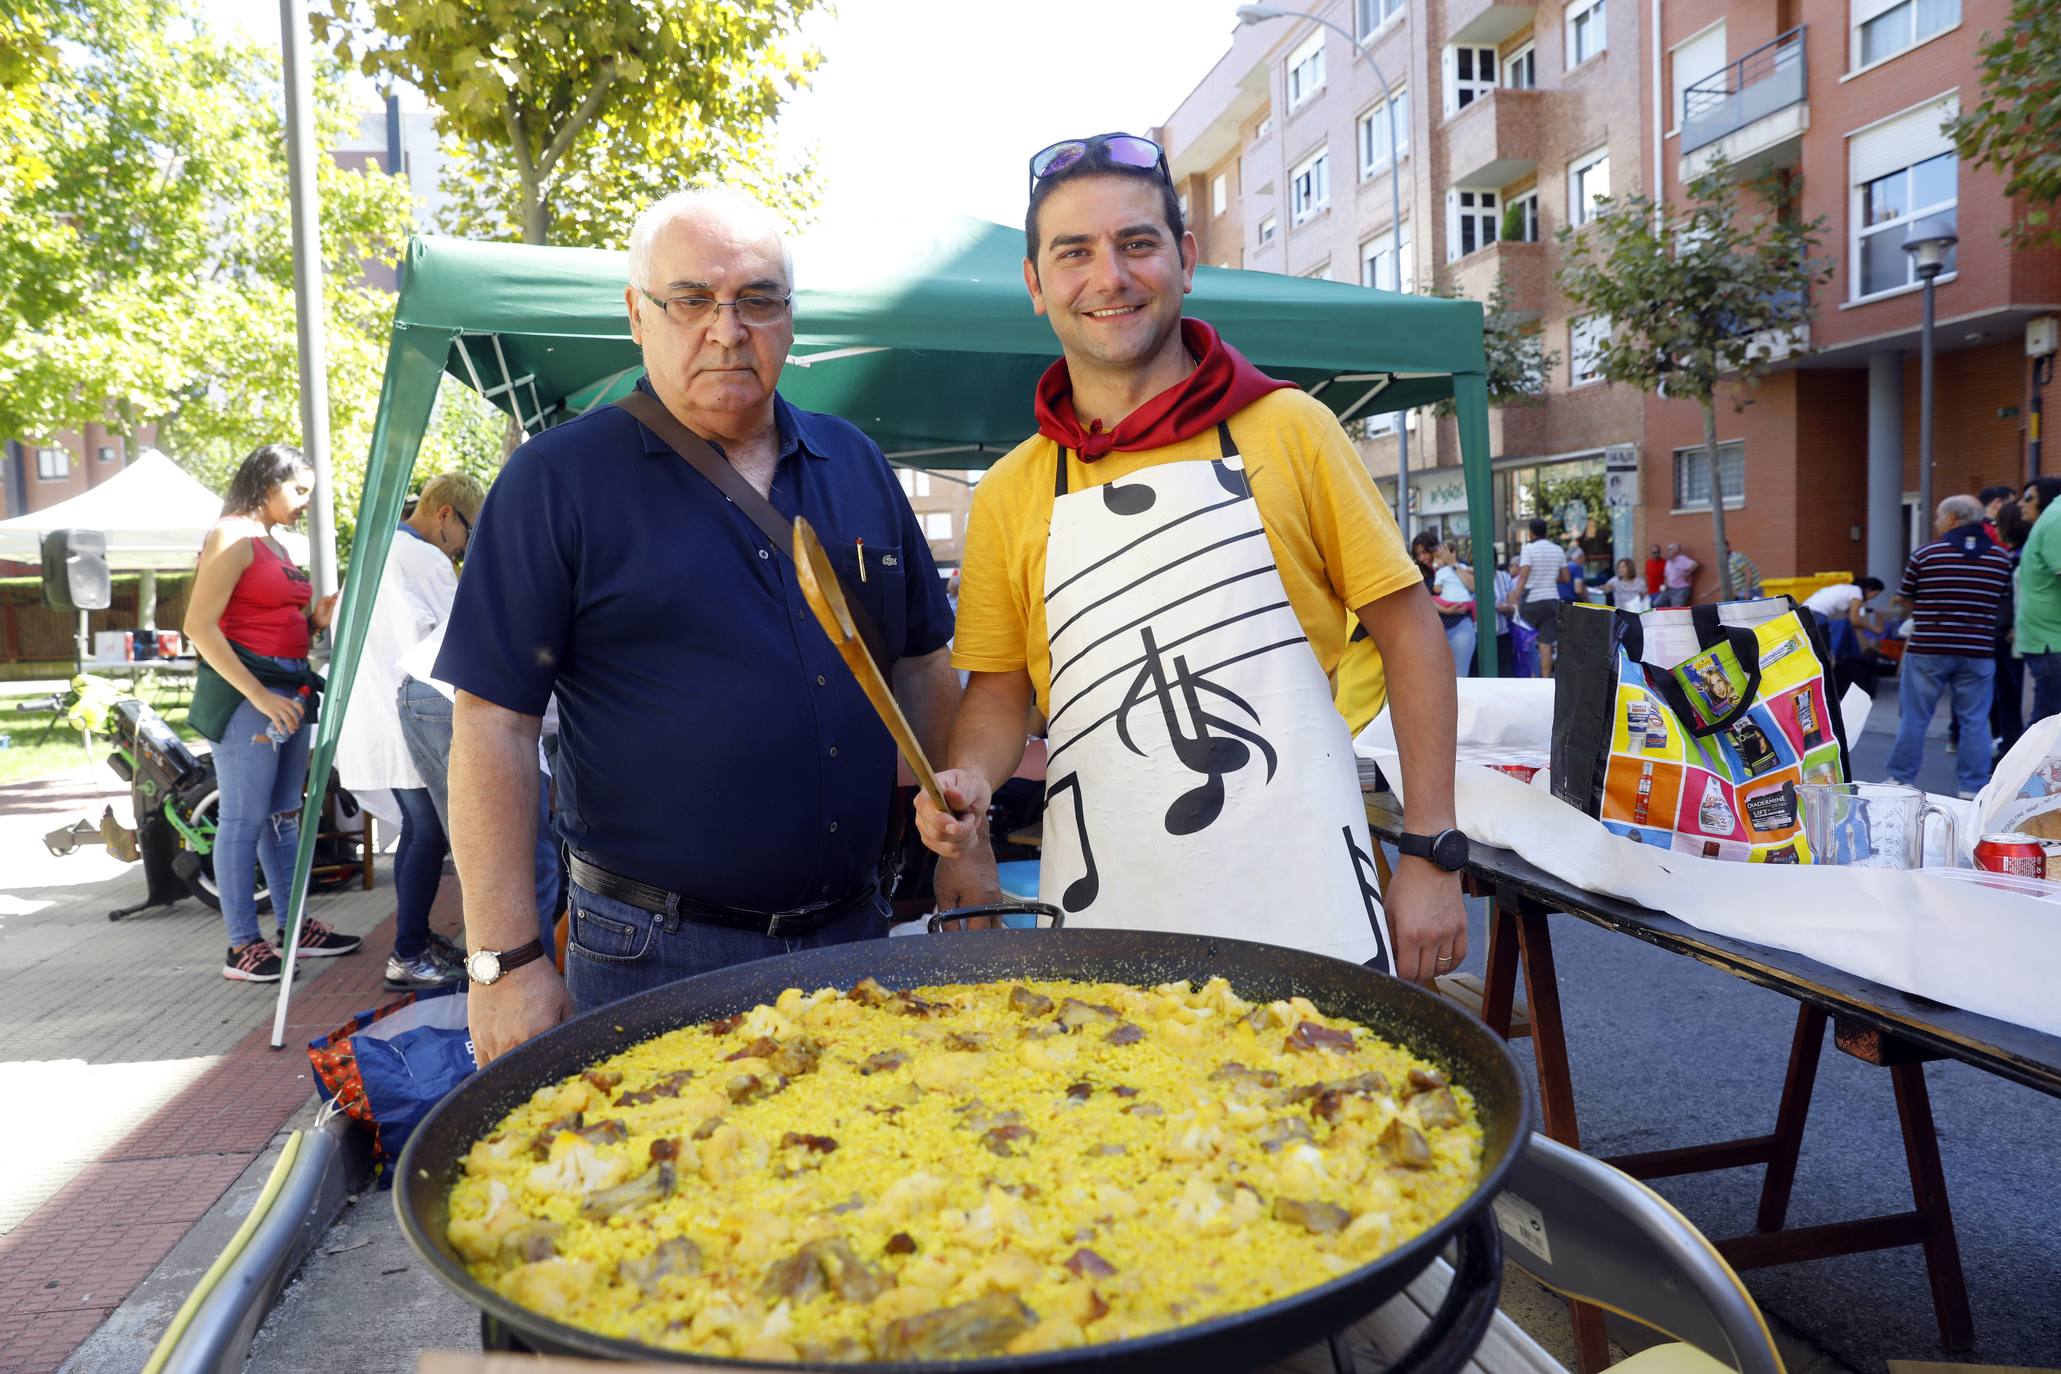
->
[1033,318,1295,460]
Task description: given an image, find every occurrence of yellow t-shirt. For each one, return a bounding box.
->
[952,388,1421,723]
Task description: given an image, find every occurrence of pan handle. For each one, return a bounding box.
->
[925,901,1065,933]
[1371,1206,1504,1374]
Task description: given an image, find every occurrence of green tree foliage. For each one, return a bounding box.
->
[1555,161,1831,598]
[312,0,826,247]
[0,0,499,560]
[1952,0,2061,246]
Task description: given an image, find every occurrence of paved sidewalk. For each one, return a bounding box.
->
[0,768,431,1374]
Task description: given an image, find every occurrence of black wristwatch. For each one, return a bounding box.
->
[1397,828,1469,872]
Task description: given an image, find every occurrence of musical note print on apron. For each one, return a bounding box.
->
[1037,423,1393,971]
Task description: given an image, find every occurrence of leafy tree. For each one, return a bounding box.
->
[312,0,826,247]
[1555,160,1831,598]
[1951,0,2061,246]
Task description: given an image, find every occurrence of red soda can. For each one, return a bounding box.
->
[1973,832,2046,878]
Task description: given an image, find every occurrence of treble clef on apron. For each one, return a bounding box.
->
[1037,422,1393,971]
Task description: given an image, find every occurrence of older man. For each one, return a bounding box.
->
[1660,543,1698,606]
[1889,494,2014,797]
[439,189,964,1063]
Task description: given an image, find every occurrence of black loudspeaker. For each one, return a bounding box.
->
[41,528,112,611]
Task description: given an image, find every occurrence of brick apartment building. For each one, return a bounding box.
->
[1156,0,2061,590]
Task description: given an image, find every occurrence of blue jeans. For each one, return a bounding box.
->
[2024,651,2061,729]
[563,877,889,1013]
[396,676,562,951]
[210,673,313,949]
[1442,616,1477,677]
[1888,653,1996,796]
[390,786,445,960]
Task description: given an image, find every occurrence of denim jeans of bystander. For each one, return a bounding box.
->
[1887,652,1997,797]
[210,676,313,950]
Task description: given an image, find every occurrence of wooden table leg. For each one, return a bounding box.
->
[1755,1004,1828,1232]
[1478,894,1521,1041]
[1892,1062,1975,1351]
[1510,900,1608,1372]
[361,813,376,891]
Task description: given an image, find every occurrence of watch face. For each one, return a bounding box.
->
[467,949,502,984]
[1433,830,1469,870]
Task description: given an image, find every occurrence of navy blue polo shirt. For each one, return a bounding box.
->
[436,382,953,912]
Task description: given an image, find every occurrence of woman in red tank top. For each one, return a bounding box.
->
[185,444,357,982]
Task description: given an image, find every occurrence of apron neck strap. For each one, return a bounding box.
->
[1053,422,1239,499]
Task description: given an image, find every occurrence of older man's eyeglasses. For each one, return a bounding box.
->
[637,288,791,327]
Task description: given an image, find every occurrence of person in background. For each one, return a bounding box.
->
[1888,495,2013,798]
[1726,546,1764,599]
[1491,557,1518,675]
[1644,543,1666,598]
[1980,484,2016,545]
[1424,536,1476,677]
[2012,476,2061,727]
[1990,497,2030,759]
[335,472,486,991]
[1804,576,1888,698]
[183,444,361,982]
[1599,556,1647,610]
[1661,543,1698,606]
[1516,517,1569,677]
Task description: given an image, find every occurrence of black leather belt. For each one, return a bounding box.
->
[567,852,875,938]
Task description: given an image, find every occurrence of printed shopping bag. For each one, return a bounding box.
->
[308,983,473,1169]
[1550,598,1851,862]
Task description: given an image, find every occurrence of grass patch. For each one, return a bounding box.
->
[0,676,197,789]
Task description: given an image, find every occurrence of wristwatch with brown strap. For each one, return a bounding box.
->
[464,939,546,986]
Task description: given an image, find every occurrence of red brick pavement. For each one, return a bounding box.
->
[0,880,464,1374]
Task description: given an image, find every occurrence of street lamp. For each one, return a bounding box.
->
[1237,3,1413,536]
[1904,217,1958,542]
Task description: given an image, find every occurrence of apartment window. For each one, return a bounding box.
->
[1671,22,1727,131]
[1446,188,1500,261]
[1290,147,1330,223]
[1567,0,1607,66]
[1210,174,1228,218]
[1178,192,1191,223]
[1503,41,1536,90]
[1254,114,1273,143]
[896,468,932,498]
[1361,219,1415,294]
[1569,148,1610,225]
[1258,214,1278,245]
[1303,262,1332,280]
[1288,31,1325,108]
[97,444,117,463]
[1445,45,1497,114]
[1355,0,1404,40]
[923,511,954,541]
[1358,87,1409,176]
[36,446,69,480]
[1850,97,1958,300]
[1856,0,1959,69]
[1570,314,1610,386]
[1672,441,1745,511]
[1507,189,1539,243]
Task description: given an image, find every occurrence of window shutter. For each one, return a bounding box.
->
[1442,47,1458,115]
[1671,23,1727,127]
[1853,0,1905,25]
[1849,96,1958,186]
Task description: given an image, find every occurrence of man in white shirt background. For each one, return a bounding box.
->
[1516,517,1570,677]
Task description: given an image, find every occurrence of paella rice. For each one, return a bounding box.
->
[446,975,1484,1362]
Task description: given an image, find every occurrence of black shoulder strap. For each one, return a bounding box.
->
[616,392,890,675]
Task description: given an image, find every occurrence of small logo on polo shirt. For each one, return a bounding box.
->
[882,553,898,567]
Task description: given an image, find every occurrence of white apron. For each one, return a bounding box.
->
[1037,424,1392,970]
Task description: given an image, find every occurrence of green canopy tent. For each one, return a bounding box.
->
[268,219,1496,1043]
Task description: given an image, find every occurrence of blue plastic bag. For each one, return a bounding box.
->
[1510,616,1540,679]
[308,984,474,1171]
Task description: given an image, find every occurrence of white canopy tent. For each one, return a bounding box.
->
[0,449,309,571]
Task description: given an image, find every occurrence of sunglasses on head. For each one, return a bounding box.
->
[1028,133,1171,198]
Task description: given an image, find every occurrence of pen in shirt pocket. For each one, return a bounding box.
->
[856,537,867,583]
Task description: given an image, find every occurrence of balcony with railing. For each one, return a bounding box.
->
[1680,27,1808,181]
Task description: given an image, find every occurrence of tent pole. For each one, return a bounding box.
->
[279,0,338,602]
[1454,372,1498,677]
[138,569,156,632]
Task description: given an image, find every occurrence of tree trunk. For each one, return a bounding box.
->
[1704,401,1736,601]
